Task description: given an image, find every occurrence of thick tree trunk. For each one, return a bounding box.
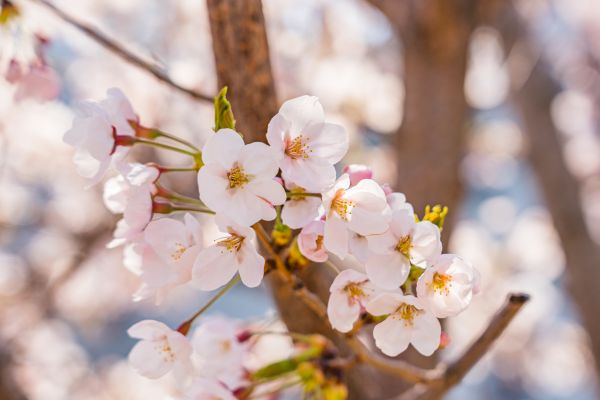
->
[206,0,278,142]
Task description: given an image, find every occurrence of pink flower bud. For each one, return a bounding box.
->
[343,164,373,186]
[439,331,451,349]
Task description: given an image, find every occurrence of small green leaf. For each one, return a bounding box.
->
[213,86,236,132]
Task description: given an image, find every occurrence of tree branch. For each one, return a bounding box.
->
[398,293,530,400]
[27,0,214,102]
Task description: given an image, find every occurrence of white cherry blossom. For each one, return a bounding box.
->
[197,129,286,226]
[366,293,441,357]
[105,163,159,247]
[267,96,348,192]
[63,88,136,185]
[297,219,328,263]
[192,316,246,389]
[416,254,480,318]
[280,182,321,229]
[322,174,391,259]
[192,215,264,290]
[366,207,441,290]
[327,270,377,333]
[127,319,192,380]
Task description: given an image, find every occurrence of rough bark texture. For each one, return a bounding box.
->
[372,0,478,241]
[206,0,278,142]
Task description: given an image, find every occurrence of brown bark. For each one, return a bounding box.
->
[206,0,278,142]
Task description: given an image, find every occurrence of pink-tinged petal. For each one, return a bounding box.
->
[197,163,229,209]
[411,313,441,356]
[365,292,404,316]
[373,318,411,357]
[281,197,321,229]
[327,290,361,333]
[348,233,370,263]
[324,216,349,259]
[366,253,410,290]
[192,246,238,291]
[74,150,110,184]
[410,221,442,266]
[347,179,387,208]
[127,320,170,340]
[103,176,128,213]
[387,193,414,214]
[166,330,193,359]
[247,178,286,206]
[239,142,279,177]
[123,163,160,186]
[128,339,173,379]
[348,206,390,236]
[281,158,336,193]
[343,164,373,186]
[237,243,265,288]
[389,208,416,238]
[184,379,236,400]
[184,213,204,245]
[278,95,324,134]
[201,129,244,169]
[304,122,348,164]
[298,220,327,262]
[102,87,136,135]
[144,217,188,262]
[329,269,369,292]
[366,230,397,255]
[266,113,289,155]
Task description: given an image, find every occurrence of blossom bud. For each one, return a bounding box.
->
[323,383,348,400]
[342,164,373,186]
[271,222,292,246]
[422,204,448,230]
[214,86,236,132]
[439,331,451,350]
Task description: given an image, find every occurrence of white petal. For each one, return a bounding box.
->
[192,246,238,291]
[281,197,321,229]
[239,142,279,177]
[201,129,244,169]
[281,158,336,193]
[144,218,188,261]
[128,340,173,379]
[278,95,324,134]
[127,319,170,339]
[197,163,229,210]
[304,122,348,163]
[366,230,397,255]
[329,269,369,292]
[372,318,411,357]
[247,178,286,206]
[411,313,441,356]
[410,221,442,266]
[327,290,361,333]
[323,216,349,259]
[237,243,265,288]
[266,113,289,155]
[366,292,404,316]
[366,253,410,290]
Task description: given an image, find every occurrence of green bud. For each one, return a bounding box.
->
[213,86,236,132]
[271,222,292,247]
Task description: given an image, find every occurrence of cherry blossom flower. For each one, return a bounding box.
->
[104,163,159,247]
[13,64,60,102]
[192,215,264,290]
[297,219,328,262]
[322,174,391,259]
[266,96,348,192]
[366,293,441,357]
[127,320,193,380]
[416,254,480,318]
[327,270,377,332]
[342,164,372,186]
[192,316,246,389]
[183,378,236,400]
[197,129,285,226]
[366,207,441,290]
[280,182,321,229]
[63,88,137,185]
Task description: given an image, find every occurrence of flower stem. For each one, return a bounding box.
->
[153,201,215,215]
[132,137,199,157]
[159,166,199,173]
[177,275,240,335]
[154,130,201,153]
[155,184,206,206]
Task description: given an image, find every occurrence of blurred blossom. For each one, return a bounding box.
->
[478,196,518,235]
[0,252,27,297]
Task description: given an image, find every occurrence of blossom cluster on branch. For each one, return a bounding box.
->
[63,86,480,399]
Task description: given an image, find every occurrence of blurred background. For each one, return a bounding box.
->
[1,0,600,399]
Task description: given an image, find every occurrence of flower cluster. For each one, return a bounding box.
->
[64,88,480,397]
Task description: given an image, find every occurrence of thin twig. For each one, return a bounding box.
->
[28,0,214,102]
[397,293,530,400]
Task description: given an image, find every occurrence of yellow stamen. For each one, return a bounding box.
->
[227,164,249,188]
[171,243,187,261]
[395,235,412,256]
[331,189,354,221]
[394,303,422,326]
[430,272,452,295]
[217,234,244,252]
[157,339,176,362]
[285,135,311,160]
[315,235,324,250]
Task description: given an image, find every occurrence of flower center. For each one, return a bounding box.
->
[217,234,244,252]
[331,189,354,221]
[395,235,412,256]
[220,339,232,353]
[227,164,249,189]
[156,338,176,362]
[171,242,187,261]
[285,135,310,160]
[289,186,307,201]
[394,303,422,326]
[430,272,452,295]
[315,235,324,250]
[344,282,365,300]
